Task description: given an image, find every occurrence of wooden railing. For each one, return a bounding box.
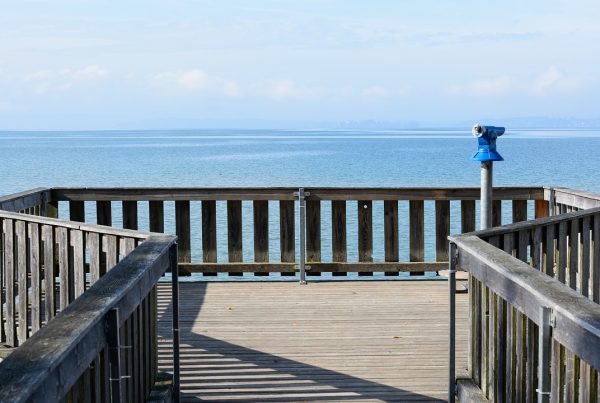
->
[47,186,544,277]
[0,210,148,347]
[449,192,600,402]
[0,233,178,402]
[0,187,52,216]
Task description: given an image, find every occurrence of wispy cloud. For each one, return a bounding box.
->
[447,76,513,97]
[152,69,242,97]
[23,65,109,94]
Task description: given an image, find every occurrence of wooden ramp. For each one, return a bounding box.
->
[157,281,468,402]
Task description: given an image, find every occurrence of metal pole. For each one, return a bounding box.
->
[480,161,493,230]
[298,188,307,284]
[170,244,181,403]
[537,306,552,403]
[448,242,457,403]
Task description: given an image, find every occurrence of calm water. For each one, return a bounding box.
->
[1,129,599,280]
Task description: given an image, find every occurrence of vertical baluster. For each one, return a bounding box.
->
[409,200,424,276]
[357,200,373,276]
[331,200,346,276]
[42,224,55,324]
[87,233,101,286]
[202,200,217,263]
[29,223,42,334]
[122,201,138,230]
[436,200,450,263]
[253,200,269,275]
[175,201,191,265]
[227,201,243,275]
[306,200,321,263]
[279,200,295,276]
[493,200,503,227]
[384,200,399,276]
[16,221,28,344]
[96,201,112,226]
[57,227,69,310]
[461,200,476,233]
[149,201,165,233]
[69,200,85,222]
[71,230,85,299]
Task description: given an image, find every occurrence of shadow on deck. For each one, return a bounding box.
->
[157,281,468,402]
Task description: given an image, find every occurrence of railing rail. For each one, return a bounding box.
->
[450,205,600,402]
[0,187,52,215]
[0,234,178,402]
[44,186,545,277]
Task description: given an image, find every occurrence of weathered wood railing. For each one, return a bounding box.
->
[450,205,600,401]
[0,210,148,347]
[0,233,178,402]
[46,187,544,277]
[0,187,52,216]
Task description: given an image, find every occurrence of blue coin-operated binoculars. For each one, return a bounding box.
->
[471,123,505,230]
[471,124,505,162]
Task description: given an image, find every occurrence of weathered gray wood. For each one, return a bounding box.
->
[461,200,476,233]
[253,200,269,264]
[202,200,217,263]
[103,235,118,270]
[582,216,591,298]
[175,201,191,263]
[3,219,15,345]
[149,201,164,233]
[513,200,528,223]
[553,187,600,210]
[0,188,50,213]
[0,235,175,403]
[57,227,70,310]
[525,318,535,402]
[473,279,482,384]
[69,201,85,222]
[29,222,42,334]
[119,237,136,256]
[452,234,600,372]
[456,378,490,402]
[227,200,243,263]
[569,218,579,290]
[559,221,568,283]
[410,200,424,276]
[122,200,138,230]
[357,200,373,263]
[384,200,399,263]
[306,200,321,262]
[593,215,600,304]
[481,284,488,395]
[96,201,112,226]
[331,201,347,263]
[71,230,85,299]
[493,200,502,227]
[16,220,28,345]
[545,224,555,277]
[436,200,450,262]
[46,200,59,219]
[51,186,545,202]
[42,224,55,323]
[279,200,295,263]
[179,261,446,274]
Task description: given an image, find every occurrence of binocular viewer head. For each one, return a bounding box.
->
[471,123,505,162]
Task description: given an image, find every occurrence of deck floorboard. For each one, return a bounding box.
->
[158,280,468,402]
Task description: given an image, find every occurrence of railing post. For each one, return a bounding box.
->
[170,243,181,403]
[548,187,556,216]
[537,306,552,403]
[107,308,122,403]
[448,242,457,403]
[297,188,307,285]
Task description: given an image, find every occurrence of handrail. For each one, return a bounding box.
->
[0,188,51,213]
[451,235,600,369]
[549,186,600,210]
[0,234,177,402]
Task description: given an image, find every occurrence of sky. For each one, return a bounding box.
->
[1,0,599,129]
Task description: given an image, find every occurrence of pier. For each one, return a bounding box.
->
[0,186,599,402]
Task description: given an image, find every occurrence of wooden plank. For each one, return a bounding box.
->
[96,201,112,226]
[69,201,85,222]
[57,227,70,310]
[473,279,482,384]
[594,215,600,303]
[103,235,118,270]
[512,200,528,223]
[71,230,85,299]
[179,261,446,274]
[46,201,59,219]
[42,224,55,323]
[581,216,591,298]
[253,200,269,264]
[436,200,450,262]
[331,201,347,263]
[559,221,568,284]
[122,200,138,230]
[357,200,373,263]
[87,233,101,286]
[3,220,16,346]
[279,200,295,263]
[409,200,424,277]
[29,223,42,334]
[545,224,556,277]
[202,200,217,263]
[456,378,490,402]
[175,201,191,263]
[493,200,502,227]
[536,200,550,219]
[306,200,321,262]
[148,201,164,233]
[461,200,476,233]
[384,201,399,264]
[525,318,535,402]
[227,201,243,263]
[481,284,488,396]
[569,218,579,290]
[16,221,28,345]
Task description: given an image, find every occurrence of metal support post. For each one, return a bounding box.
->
[107,308,122,403]
[170,244,181,403]
[448,242,457,403]
[298,188,307,284]
[480,161,493,230]
[537,306,553,403]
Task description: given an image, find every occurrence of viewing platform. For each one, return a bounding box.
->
[0,186,599,402]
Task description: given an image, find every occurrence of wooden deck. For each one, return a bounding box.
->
[157,281,468,402]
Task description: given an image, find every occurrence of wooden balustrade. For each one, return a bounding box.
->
[45,187,544,277]
[0,210,149,347]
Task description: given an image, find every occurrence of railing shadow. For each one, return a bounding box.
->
[157,281,444,402]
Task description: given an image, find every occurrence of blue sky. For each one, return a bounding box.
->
[1,0,599,129]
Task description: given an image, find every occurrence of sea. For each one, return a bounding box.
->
[1,128,599,281]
